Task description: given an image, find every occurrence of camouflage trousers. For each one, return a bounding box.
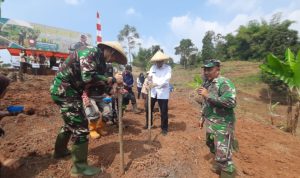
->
[51,95,89,144]
[205,119,235,173]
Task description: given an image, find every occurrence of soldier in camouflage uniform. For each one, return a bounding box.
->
[50,41,126,177]
[198,59,237,178]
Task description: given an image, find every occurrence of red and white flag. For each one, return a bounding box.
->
[96,11,102,44]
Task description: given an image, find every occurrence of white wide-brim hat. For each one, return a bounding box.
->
[98,41,127,64]
[150,50,170,62]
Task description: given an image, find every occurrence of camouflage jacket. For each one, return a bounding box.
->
[50,46,107,98]
[202,76,236,124]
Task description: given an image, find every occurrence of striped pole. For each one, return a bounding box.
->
[96,11,102,44]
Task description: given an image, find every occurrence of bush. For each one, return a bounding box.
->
[260,71,288,95]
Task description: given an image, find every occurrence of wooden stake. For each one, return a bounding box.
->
[117,90,124,174]
[148,88,152,142]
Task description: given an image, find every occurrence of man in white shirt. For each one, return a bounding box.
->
[145,50,172,136]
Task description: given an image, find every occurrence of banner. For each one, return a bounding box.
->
[32,63,40,68]
[0,18,92,53]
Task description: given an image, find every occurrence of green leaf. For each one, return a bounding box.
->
[194,74,203,84]
[261,54,292,77]
[293,60,300,87]
[296,50,300,62]
[187,74,203,89]
[286,48,296,70]
[260,53,294,87]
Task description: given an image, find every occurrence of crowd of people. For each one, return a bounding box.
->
[0,34,237,178]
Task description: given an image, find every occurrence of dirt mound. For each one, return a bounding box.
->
[0,75,300,178]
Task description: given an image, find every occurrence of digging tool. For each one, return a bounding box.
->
[117,87,125,174]
[148,86,152,142]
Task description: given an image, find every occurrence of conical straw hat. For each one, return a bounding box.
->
[98,41,127,64]
[150,50,170,62]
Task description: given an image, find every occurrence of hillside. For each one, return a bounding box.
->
[1,61,300,178]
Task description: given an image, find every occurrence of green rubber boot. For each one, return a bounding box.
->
[53,132,71,159]
[71,142,100,177]
[221,170,236,178]
[211,162,221,174]
[221,164,236,178]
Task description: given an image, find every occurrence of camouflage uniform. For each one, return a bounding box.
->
[202,75,237,173]
[50,46,108,144]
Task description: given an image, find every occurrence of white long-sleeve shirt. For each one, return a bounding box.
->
[149,64,172,99]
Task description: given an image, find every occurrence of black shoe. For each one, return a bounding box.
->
[161,130,168,136]
[143,125,153,129]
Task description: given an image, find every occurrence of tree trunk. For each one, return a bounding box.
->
[268,88,274,125]
[292,101,300,135]
[286,90,293,133]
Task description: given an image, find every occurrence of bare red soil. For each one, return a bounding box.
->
[1,74,300,178]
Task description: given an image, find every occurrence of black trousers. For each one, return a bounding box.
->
[145,97,169,131]
[137,87,142,99]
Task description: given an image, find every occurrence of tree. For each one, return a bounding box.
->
[132,45,163,70]
[201,31,215,62]
[118,25,140,64]
[132,47,152,70]
[221,13,299,61]
[260,48,300,134]
[175,39,198,69]
[214,33,227,61]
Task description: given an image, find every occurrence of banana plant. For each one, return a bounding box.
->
[260,48,300,134]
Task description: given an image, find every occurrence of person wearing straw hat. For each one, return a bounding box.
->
[50,41,126,177]
[145,50,172,136]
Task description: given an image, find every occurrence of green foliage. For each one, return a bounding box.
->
[118,24,140,64]
[261,71,289,94]
[198,13,300,62]
[132,47,152,70]
[175,39,198,69]
[132,45,171,71]
[214,33,227,61]
[260,48,300,93]
[234,74,261,87]
[188,74,203,89]
[201,31,215,61]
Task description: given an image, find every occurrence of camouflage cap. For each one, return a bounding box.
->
[202,59,221,68]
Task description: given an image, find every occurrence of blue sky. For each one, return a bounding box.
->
[2,0,300,63]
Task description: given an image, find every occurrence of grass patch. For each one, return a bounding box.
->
[233,73,262,87]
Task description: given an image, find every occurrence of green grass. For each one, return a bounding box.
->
[232,73,261,87]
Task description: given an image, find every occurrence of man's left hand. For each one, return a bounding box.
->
[198,87,209,98]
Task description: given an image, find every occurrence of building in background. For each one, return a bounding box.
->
[0,18,92,52]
